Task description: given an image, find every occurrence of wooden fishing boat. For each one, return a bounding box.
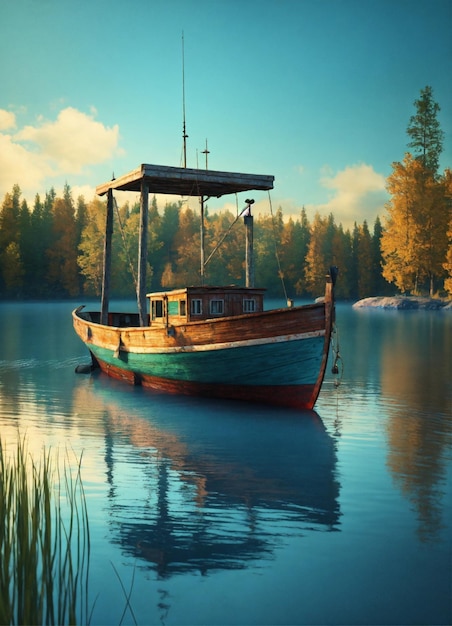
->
[73,163,337,410]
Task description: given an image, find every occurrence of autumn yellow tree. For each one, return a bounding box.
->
[381,155,425,293]
[78,198,106,295]
[382,154,449,295]
[382,87,449,296]
[443,169,452,296]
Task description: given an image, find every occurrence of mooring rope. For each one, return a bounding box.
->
[331,322,344,388]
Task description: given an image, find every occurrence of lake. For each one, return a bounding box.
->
[0,300,450,625]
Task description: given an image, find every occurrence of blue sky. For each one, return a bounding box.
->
[1,0,451,228]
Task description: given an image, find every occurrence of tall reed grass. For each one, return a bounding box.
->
[0,437,90,625]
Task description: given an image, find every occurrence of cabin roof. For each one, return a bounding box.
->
[147,285,266,298]
[96,164,274,198]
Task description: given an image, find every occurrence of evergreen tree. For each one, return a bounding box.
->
[407,86,444,175]
[356,220,373,298]
[372,217,392,295]
[350,223,360,299]
[18,198,32,297]
[254,212,282,296]
[47,184,80,297]
[331,225,353,299]
[280,217,302,298]
[172,205,201,286]
[379,86,449,295]
[304,213,330,297]
[0,186,22,297]
[78,198,107,296]
[156,202,182,283]
[2,242,24,294]
[206,210,244,286]
[293,207,311,297]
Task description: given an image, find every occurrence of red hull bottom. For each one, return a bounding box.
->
[94,358,317,410]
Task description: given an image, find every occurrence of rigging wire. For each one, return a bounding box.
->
[267,191,289,302]
[113,196,138,292]
[204,203,250,267]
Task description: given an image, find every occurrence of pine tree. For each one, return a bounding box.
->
[442,169,452,296]
[333,226,353,299]
[356,221,373,298]
[173,205,201,286]
[293,207,311,296]
[407,86,444,175]
[254,212,281,296]
[372,217,392,295]
[0,186,23,296]
[304,213,329,297]
[47,184,80,297]
[380,86,449,295]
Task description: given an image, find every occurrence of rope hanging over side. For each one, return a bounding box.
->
[267,191,289,302]
[113,196,138,292]
[331,322,344,388]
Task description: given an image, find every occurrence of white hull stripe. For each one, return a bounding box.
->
[96,329,325,355]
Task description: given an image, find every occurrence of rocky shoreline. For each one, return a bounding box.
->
[353,296,452,311]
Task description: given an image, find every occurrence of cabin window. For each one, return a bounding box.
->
[243,298,256,313]
[180,299,186,316]
[191,299,202,315]
[210,299,224,315]
[151,299,164,320]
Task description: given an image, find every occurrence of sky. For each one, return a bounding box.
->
[0,0,451,229]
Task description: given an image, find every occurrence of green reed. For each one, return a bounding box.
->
[0,437,90,626]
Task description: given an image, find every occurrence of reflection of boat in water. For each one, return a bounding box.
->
[73,376,341,578]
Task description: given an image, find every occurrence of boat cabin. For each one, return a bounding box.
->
[147,286,266,324]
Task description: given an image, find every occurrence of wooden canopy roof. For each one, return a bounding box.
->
[96,163,274,198]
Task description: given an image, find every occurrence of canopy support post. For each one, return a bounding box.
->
[244,201,254,288]
[100,187,114,325]
[200,195,205,284]
[137,180,149,326]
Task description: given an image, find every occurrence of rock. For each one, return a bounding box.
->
[353,296,452,311]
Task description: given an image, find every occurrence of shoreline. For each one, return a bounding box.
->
[353,296,452,311]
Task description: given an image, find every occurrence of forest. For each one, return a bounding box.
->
[1,86,451,302]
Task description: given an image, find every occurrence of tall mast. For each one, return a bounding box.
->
[202,139,210,169]
[182,32,188,168]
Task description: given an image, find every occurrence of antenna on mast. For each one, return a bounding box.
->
[182,31,188,168]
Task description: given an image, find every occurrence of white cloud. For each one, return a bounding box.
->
[0,110,16,131]
[312,163,388,228]
[15,107,121,173]
[0,107,122,202]
[0,132,55,195]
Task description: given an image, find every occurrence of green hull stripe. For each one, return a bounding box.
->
[88,335,325,386]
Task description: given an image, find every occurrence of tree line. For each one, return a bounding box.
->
[0,86,450,302]
[0,183,389,301]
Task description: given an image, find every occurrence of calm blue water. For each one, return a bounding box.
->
[0,301,451,625]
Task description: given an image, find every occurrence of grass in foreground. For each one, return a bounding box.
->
[0,436,90,626]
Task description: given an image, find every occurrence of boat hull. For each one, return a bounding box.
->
[73,288,334,410]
